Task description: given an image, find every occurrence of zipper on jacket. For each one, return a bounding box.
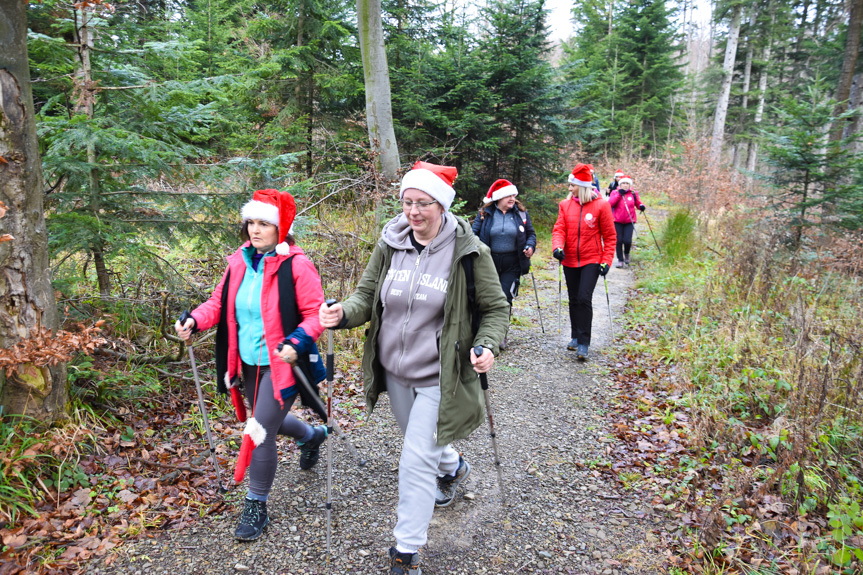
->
[396,251,424,373]
[576,203,583,267]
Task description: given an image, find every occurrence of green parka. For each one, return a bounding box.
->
[340,216,510,445]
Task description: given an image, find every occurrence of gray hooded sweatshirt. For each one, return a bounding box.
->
[377,212,458,388]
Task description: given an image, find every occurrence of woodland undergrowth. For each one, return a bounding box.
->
[606,160,863,574]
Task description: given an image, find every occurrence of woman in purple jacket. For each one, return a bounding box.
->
[607,175,646,267]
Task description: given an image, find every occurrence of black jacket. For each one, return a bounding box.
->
[471,205,537,276]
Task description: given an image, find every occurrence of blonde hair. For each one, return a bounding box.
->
[577,186,593,205]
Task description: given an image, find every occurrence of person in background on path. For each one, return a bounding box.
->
[471,179,537,350]
[607,175,646,268]
[552,163,616,361]
[607,169,624,197]
[319,161,509,575]
[175,189,328,542]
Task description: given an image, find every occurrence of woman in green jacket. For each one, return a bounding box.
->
[319,161,509,575]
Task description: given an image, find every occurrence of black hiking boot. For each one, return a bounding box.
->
[434,455,471,507]
[389,547,421,575]
[298,425,328,470]
[234,498,268,541]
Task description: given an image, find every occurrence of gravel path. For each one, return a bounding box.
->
[87,256,669,575]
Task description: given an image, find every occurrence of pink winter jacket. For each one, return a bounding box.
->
[608,189,645,224]
[190,242,325,406]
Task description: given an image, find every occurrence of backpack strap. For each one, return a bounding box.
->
[462,253,480,338]
[215,269,231,394]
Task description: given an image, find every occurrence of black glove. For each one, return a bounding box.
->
[598,263,610,276]
[638,205,646,212]
[553,248,565,261]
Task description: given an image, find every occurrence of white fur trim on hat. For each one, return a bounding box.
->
[241,200,280,226]
[485,184,518,204]
[568,173,594,187]
[619,177,633,185]
[400,169,455,212]
[243,417,267,447]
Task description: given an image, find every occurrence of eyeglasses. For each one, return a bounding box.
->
[400,199,439,211]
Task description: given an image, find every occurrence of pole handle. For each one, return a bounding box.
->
[473,346,489,391]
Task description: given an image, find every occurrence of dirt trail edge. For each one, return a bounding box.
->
[88,257,670,575]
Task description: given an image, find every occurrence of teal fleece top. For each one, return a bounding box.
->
[236,245,275,365]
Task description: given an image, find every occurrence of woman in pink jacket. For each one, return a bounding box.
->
[175,189,327,541]
[607,175,646,267]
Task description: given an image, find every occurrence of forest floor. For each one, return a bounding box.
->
[86,251,673,575]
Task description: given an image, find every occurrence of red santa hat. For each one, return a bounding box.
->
[483,179,519,204]
[568,163,594,187]
[614,170,624,178]
[240,189,297,256]
[619,175,633,185]
[400,161,457,211]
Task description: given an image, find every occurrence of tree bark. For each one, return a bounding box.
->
[734,11,756,171]
[747,6,775,173]
[0,0,68,421]
[828,0,863,145]
[357,0,401,183]
[710,3,742,165]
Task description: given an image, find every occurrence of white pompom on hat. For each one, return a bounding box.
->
[483,179,519,204]
[399,161,458,211]
[619,175,633,185]
[241,189,297,255]
[568,163,594,187]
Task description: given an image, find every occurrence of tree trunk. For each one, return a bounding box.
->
[747,6,775,173]
[357,0,401,183]
[73,7,111,295]
[710,3,742,165]
[828,0,863,145]
[734,13,756,171]
[0,0,68,421]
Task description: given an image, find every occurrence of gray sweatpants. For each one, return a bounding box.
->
[387,373,460,553]
[242,363,311,497]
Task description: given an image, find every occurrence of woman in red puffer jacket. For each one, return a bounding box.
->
[552,163,616,360]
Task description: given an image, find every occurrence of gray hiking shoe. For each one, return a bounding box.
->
[389,547,421,575]
[567,338,578,351]
[435,455,471,507]
[577,344,589,361]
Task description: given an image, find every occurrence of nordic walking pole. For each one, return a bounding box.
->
[324,298,337,570]
[642,211,662,255]
[529,266,545,333]
[557,262,562,335]
[602,277,615,344]
[474,346,505,505]
[178,311,226,494]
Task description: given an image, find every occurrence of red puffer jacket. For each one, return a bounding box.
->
[190,243,325,407]
[552,196,616,268]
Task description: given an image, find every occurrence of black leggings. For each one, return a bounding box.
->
[491,252,521,305]
[614,222,634,261]
[563,263,600,345]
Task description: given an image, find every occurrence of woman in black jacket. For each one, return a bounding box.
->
[472,179,537,348]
